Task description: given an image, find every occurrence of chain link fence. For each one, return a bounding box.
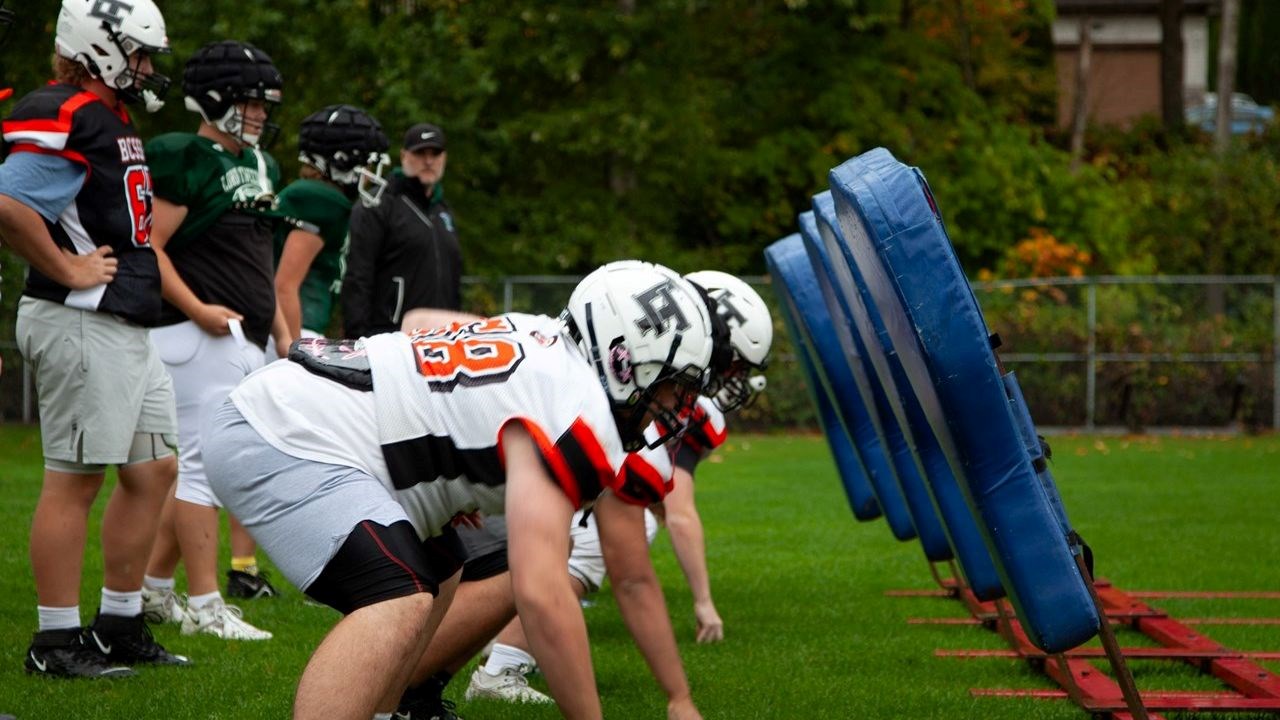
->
[2,275,1277,432]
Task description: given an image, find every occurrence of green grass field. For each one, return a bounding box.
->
[0,426,1277,719]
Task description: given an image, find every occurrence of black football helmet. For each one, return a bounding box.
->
[183,40,283,147]
[298,104,391,207]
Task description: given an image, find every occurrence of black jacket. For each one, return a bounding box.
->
[342,172,462,337]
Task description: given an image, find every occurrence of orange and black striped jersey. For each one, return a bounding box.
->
[2,83,162,324]
[231,314,629,538]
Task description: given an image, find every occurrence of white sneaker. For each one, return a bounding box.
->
[141,586,185,624]
[465,664,553,704]
[180,598,272,640]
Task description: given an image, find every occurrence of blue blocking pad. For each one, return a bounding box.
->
[812,193,1001,596]
[798,210,947,560]
[794,213,915,538]
[764,234,883,522]
[828,148,1098,653]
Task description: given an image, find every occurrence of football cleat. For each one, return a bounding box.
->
[87,612,191,666]
[226,569,279,599]
[181,598,272,640]
[394,682,464,720]
[142,586,186,624]
[464,665,552,704]
[24,628,135,679]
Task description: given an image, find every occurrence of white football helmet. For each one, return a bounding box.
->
[685,270,774,412]
[55,0,171,111]
[564,261,715,451]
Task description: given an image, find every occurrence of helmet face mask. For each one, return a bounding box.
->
[710,362,768,413]
[565,261,715,453]
[297,104,390,206]
[685,270,774,413]
[55,0,171,111]
[355,153,392,208]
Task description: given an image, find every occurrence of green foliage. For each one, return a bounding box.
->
[2,0,1065,278]
[976,280,1277,430]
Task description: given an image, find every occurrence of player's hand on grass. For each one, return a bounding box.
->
[694,600,724,643]
[62,245,117,288]
[667,695,703,720]
[195,303,244,336]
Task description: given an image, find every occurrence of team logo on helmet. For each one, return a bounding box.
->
[633,280,691,336]
[714,289,749,328]
[608,342,635,387]
[89,0,133,26]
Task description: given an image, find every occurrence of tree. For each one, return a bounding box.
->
[1160,0,1185,132]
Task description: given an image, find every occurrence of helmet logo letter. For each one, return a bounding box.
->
[633,281,690,336]
[715,290,749,328]
[90,0,134,26]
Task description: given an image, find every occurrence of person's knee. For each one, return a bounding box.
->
[116,453,177,494]
[350,591,436,637]
[39,469,105,508]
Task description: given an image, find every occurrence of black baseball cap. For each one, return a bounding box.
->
[403,123,446,152]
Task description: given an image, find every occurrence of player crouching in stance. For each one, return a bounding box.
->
[201,262,713,720]
[466,270,774,702]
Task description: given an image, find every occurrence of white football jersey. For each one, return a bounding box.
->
[229,313,627,538]
[680,396,728,453]
[614,395,728,502]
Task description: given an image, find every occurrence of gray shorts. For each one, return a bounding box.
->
[202,399,410,592]
[16,297,177,465]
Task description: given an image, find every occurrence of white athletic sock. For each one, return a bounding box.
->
[483,643,536,675]
[187,591,222,610]
[37,605,81,632]
[372,713,393,720]
[100,588,142,618]
[144,575,176,592]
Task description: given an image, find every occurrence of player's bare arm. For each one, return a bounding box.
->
[596,489,704,719]
[502,422,602,720]
[151,196,242,335]
[275,228,324,339]
[0,194,117,288]
[271,303,293,359]
[662,464,724,643]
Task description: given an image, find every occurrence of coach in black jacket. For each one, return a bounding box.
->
[342,122,462,337]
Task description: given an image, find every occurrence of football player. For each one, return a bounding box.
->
[139,40,288,641]
[201,260,711,720]
[1,0,186,678]
[273,104,390,343]
[458,270,773,704]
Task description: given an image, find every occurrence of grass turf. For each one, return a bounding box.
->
[0,426,1276,719]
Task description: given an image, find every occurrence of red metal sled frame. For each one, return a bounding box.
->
[902,568,1280,719]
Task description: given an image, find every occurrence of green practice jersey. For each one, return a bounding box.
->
[274,179,353,333]
[146,133,283,251]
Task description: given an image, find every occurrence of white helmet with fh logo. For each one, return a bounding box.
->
[563,260,714,451]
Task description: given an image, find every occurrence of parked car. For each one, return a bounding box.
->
[1185,92,1275,135]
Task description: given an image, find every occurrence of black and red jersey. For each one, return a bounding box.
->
[3,83,161,325]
